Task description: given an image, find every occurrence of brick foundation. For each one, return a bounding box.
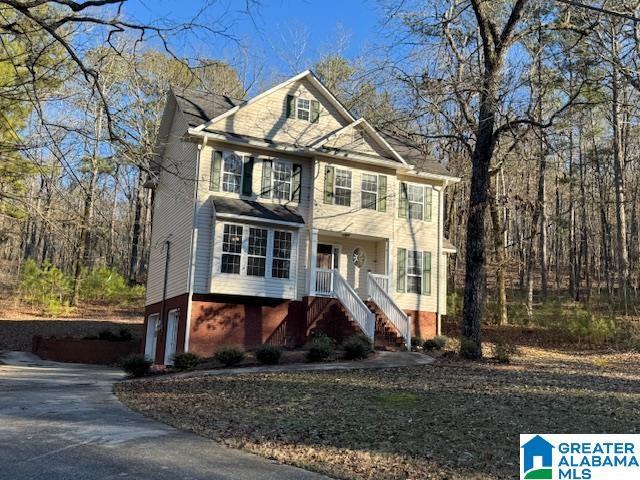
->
[406,310,437,339]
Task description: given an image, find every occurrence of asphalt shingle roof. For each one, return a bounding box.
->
[212,197,304,225]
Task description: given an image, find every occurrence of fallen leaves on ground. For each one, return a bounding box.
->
[115,348,640,480]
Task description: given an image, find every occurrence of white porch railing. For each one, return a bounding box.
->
[368,272,411,349]
[369,273,389,292]
[313,268,375,341]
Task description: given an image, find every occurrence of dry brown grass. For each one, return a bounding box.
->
[115,347,640,480]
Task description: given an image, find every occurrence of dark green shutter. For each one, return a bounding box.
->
[210,150,222,191]
[242,156,254,196]
[310,100,320,123]
[286,95,296,118]
[398,182,408,218]
[292,164,302,202]
[378,175,387,212]
[396,248,406,293]
[422,251,432,295]
[425,186,433,221]
[261,159,272,198]
[323,165,335,204]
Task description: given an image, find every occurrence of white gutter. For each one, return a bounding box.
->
[184,137,206,352]
[188,128,461,183]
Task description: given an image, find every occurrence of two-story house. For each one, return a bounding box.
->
[143,70,459,365]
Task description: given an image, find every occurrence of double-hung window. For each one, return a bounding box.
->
[297,98,310,121]
[247,228,267,276]
[221,224,243,274]
[222,152,243,193]
[361,173,378,210]
[272,231,292,279]
[407,184,424,220]
[406,250,423,294]
[334,169,352,206]
[273,161,293,200]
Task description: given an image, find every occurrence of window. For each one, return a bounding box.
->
[297,98,310,121]
[407,184,424,220]
[273,161,293,200]
[361,173,378,210]
[247,228,267,276]
[334,169,352,206]
[272,231,292,279]
[222,152,242,193]
[406,250,422,294]
[221,224,243,274]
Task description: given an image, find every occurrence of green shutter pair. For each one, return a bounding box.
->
[286,94,319,123]
[323,165,335,204]
[209,150,254,195]
[396,248,431,295]
[397,182,433,220]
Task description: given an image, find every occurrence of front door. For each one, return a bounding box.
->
[317,243,334,269]
[163,309,179,365]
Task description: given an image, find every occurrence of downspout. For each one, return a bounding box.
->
[436,181,448,336]
[184,137,206,352]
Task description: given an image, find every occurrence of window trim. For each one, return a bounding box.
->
[272,230,293,279]
[247,227,268,277]
[296,98,310,121]
[221,151,244,194]
[333,168,352,207]
[361,173,378,210]
[217,222,296,280]
[399,181,433,221]
[406,250,423,294]
[271,159,294,201]
[221,223,243,274]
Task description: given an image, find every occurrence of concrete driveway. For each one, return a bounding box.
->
[0,352,329,480]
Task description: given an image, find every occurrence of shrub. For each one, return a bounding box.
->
[433,335,448,350]
[98,329,118,341]
[172,352,201,371]
[20,259,72,316]
[80,267,143,304]
[215,346,245,367]
[306,333,336,362]
[423,339,438,351]
[411,337,423,350]
[122,354,151,377]
[255,345,282,365]
[117,328,133,341]
[492,341,517,363]
[460,338,482,359]
[343,334,373,360]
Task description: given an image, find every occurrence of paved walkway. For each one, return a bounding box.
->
[178,350,433,379]
[0,352,329,480]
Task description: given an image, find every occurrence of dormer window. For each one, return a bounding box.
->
[286,95,320,123]
[297,98,310,121]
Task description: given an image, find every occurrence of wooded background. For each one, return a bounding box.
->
[2,0,639,355]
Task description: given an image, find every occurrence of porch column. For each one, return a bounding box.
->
[386,237,393,291]
[308,228,318,296]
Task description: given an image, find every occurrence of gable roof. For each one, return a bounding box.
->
[193,70,356,133]
[172,87,242,128]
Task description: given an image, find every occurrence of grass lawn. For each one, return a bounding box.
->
[115,347,640,480]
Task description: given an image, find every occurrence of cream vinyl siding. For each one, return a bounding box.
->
[323,126,390,159]
[210,221,299,299]
[193,140,313,299]
[209,78,348,147]
[145,108,197,305]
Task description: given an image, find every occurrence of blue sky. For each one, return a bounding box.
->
[122,0,381,78]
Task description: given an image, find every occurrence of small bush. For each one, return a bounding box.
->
[98,329,118,341]
[423,339,438,351]
[343,334,373,360]
[306,333,336,362]
[460,338,482,359]
[433,335,448,350]
[122,354,151,377]
[215,346,245,367]
[118,328,133,341]
[173,352,201,371]
[411,337,423,350]
[493,341,517,363]
[255,345,282,365]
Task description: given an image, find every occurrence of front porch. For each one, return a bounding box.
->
[305,229,410,349]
